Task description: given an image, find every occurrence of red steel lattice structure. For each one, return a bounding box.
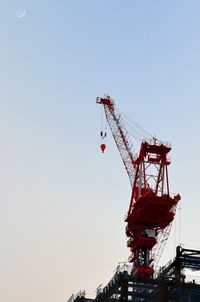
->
[96,95,181,278]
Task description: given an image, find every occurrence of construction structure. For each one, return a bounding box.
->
[67,96,200,301]
[69,245,200,302]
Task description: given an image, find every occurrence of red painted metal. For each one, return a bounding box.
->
[96,96,181,278]
[100,143,106,153]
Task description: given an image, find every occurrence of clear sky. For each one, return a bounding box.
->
[1,1,200,301]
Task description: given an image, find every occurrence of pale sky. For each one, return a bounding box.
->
[1,1,200,301]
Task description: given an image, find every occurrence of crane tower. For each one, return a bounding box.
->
[96,95,181,278]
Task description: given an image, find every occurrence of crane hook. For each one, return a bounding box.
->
[100,143,106,153]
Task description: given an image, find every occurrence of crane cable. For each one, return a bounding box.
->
[119,108,154,139]
[100,105,107,145]
[117,108,154,145]
[122,118,146,142]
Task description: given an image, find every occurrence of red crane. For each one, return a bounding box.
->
[96,95,181,278]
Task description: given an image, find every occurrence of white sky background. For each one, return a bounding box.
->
[0,1,200,301]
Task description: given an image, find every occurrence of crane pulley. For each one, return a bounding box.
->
[96,95,181,278]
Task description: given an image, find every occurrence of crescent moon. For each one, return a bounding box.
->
[16,8,26,18]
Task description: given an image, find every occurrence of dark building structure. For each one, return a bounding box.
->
[68,246,200,302]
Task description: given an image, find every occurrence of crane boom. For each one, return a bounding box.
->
[96,96,136,187]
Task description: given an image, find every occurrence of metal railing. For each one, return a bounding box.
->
[144,138,172,148]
